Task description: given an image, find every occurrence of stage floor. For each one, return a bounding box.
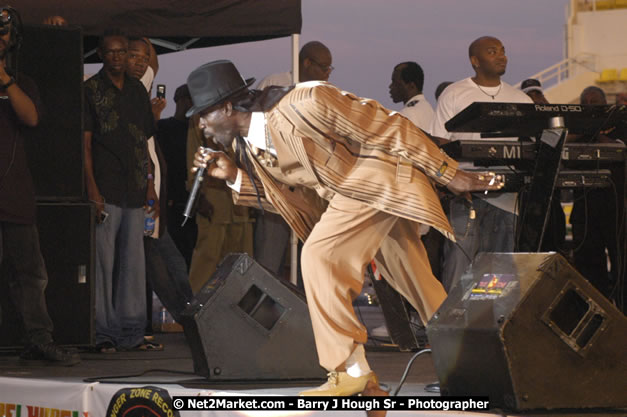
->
[0,332,622,417]
[0,332,436,392]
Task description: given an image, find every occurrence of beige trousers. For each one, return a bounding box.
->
[301,193,447,371]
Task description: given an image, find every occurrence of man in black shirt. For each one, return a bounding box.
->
[0,5,79,365]
[570,86,623,308]
[155,84,196,265]
[83,29,156,352]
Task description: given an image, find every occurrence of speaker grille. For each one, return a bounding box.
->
[543,284,607,355]
[237,285,285,331]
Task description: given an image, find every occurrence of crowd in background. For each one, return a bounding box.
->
[81,31,627,353]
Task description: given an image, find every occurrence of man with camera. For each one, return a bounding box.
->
[0,6,79,365]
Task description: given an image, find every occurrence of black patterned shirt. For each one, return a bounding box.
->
[84,69,154,207]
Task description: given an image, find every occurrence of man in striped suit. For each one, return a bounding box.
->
[189,60,503,396]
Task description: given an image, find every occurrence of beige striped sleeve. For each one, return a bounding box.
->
[288,83,459,186]
[231,167,278,213]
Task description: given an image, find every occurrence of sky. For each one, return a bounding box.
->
[111,0,573,118]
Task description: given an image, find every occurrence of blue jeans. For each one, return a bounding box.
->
[441,196,516,292]
[145,230,192,322]
[0,222,54,345]
[95,204,146,348]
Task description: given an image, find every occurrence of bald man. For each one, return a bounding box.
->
[257,41,333,88]
[254,41,334,278]
[430,36,532,292]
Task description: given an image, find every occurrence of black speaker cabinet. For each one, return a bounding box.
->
[180,253,325,380]
[0,203,95,347]
[368,265,421,350]
[19,24,84,200]
[427,252,627,411]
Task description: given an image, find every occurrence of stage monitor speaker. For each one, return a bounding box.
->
[0,203,95,347]
[180,253,326,380]
[368,265,422,351]
[19,24,84,200]
[426,252,627,412]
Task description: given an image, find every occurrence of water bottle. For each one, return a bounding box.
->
[144,199,155,236]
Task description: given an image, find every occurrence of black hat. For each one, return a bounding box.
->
[520,78,543,94]
[186,60,255,117]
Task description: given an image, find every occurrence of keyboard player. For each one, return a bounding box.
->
[429,36,533,292]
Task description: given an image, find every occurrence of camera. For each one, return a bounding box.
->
[0,14,10,35]
[157,84,166,99]
[0,7,13,35]
[0,7,22,50]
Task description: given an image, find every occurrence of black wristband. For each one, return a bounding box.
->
[1,76,15,90]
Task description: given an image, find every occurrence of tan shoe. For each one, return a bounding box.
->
[299,371,378,396]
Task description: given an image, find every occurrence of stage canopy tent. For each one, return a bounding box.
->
[14,0,302,61]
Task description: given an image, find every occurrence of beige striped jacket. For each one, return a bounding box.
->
[233,81,459,242]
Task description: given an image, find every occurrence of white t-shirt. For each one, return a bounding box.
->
[257,71,294,89]
[429,77,533,213]
[400,93,434,132]
[430,77,532,140]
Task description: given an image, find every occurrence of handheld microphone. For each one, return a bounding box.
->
[182,147,215,226]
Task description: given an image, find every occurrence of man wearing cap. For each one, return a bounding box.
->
[569,86,623,308]
[520,78,549,104]
[189,60,503,396]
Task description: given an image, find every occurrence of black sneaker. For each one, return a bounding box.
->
[424,382,440,393]
[20,343,81,366]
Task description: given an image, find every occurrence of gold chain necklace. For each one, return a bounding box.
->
[476,83,502,100]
